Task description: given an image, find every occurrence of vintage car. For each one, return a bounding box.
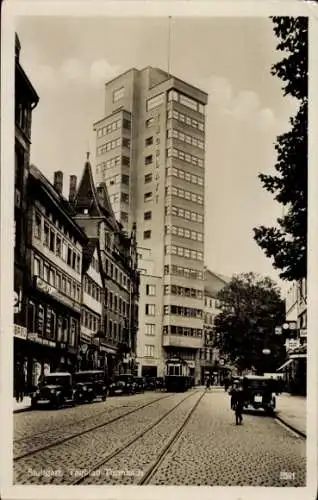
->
[109,374,136,396]
[73,370,107,403]
[242,375,277,415]
[31,372,75,409]
[154,377,165,391]
[133,376,145,393]
[144,376,156,391]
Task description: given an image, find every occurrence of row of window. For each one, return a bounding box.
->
[81,308,101,332]
[105,289,129,316]
[104,257,130,290]
[165,225,204,242]
[167,147,204,168]
[165,245,204,261]
[109,192,129,204]
[163,325,203,337]
[97,138,130,156]
[204,297,222,309]
[105,174,129,187]
[83,274,102,302]
[168,90,205,115]
[166,166,204,187]
[34,254,81,303]
[96,118,121,137]
[165,205,203,224]
[164,305,203,318]
[146,93,165,111]
[96,155,130,175]
[167,107,204,132]
[167,128,204,149]
[163,285,203,299]
[165,350,196,361]
[27,300,78,346]
[164,264,204,280]
[34,211,81,274]
[200,348,214,361]
[166,185,204,205]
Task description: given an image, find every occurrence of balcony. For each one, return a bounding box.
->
[162,334,202,349]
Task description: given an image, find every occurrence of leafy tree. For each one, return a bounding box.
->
[214,272,286,374]
[253,17,308,282]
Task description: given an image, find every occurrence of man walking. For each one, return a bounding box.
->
[232,385,244,425]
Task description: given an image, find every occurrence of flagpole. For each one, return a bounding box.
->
[168,16,172,77]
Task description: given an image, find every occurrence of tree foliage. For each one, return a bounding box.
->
[253,17,307,282]
[214,273,286,373]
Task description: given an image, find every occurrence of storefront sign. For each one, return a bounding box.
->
[28,332,56,348]
[14,324,27,340]
[35,276,80,313]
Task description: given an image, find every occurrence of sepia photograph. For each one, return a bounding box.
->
[1,1,317,498]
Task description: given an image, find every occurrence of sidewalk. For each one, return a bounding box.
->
[13,396,32,413]
[275,392,306,437]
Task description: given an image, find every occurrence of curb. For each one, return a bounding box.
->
[275,413,306,438]
[13,406,32,414]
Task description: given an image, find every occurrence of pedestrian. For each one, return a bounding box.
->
[15,365,25,403]
[232,385,244,425]
[206,376,211,390]
[224,377,229,392]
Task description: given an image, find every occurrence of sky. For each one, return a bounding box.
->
[15,15,300,293]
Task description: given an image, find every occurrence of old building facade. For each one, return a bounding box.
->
[20,167,87,390]
[13,34,39,395]
[71,156,139,377]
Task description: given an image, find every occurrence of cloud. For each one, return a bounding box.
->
[89,59,120,87]
[258,107,275,131]
[202,75,233,109]
[229,90,260,120]
[60,58,85,81]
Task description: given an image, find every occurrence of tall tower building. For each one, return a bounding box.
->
[94,67,207,382]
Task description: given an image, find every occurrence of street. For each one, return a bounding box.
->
[14,388,306,486]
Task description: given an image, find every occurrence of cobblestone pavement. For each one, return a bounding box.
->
[14,389,306,487]
[14,392,169,458]
[149,390,306,487]
[14,390,194,484]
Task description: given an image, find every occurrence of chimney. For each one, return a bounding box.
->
[53,171,63,194]
[69,175,77,202]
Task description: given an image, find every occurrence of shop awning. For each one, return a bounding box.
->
[277,359,294,372]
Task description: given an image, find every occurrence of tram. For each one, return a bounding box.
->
[164,357,191,392]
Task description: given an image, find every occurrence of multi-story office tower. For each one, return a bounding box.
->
[94,67,207,382]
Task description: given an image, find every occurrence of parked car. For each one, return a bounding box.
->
[144,376,156,391]
[109,375,136,396]
[241,375,277,415]
[73,370,107,403]
[155,377,165,391]
[31,372,75,409]
[133,376,145,393]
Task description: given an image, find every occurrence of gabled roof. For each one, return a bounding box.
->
[73,155,119,232]
[74,157,102,217]
[82,237,105,286]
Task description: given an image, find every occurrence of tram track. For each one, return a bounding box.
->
[72,389,205,485]
[13,392,173,461]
